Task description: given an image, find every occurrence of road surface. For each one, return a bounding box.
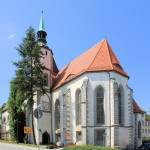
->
[0,143,38,150]
[0,143,62,150]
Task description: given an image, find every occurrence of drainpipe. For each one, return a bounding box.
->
[106,71,111,147]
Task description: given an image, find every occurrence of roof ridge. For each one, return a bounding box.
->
[105,39,114,69]
[106,40,128,75]
[87,39,105,71]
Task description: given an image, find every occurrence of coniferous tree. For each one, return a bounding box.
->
[13,26,48,144]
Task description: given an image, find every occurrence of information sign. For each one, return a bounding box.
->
[103,133,107,136]
[24,126,31,134]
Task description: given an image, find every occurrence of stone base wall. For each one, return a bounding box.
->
[1,132,10,141]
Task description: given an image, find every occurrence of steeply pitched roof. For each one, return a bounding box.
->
[52,38,129,90]
[133,99,146,114]
[39,10,45,32]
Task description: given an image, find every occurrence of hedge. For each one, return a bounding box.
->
[63,145,119,150]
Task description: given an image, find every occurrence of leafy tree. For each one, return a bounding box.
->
[0,103,6,119]
[13,26,48,144]
[7,82,26,142]
[146,114,150,120]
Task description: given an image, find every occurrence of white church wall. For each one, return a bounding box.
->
[111,72,129,126]
[110,72,132,148]
[32,93,51,144]
[137,114,142,147]
[52,74,87,145]
[52,71,131,148]
[119,127,130,149]
[134,113,143,149]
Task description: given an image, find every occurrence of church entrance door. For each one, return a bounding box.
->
[42,132,50,145]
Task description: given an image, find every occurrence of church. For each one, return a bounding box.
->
[28,11,145,150]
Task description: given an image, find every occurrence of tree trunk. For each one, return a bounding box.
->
[32,104,36,145]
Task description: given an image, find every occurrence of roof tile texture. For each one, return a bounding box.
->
[52,38,129,90]
[133,99,145,114]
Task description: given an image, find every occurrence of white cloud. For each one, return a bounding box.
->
[8,34,15,39]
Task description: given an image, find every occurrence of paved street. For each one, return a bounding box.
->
[0,143,38,150]
[0,143,62,150]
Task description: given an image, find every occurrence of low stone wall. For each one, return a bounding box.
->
[1,132,10,141]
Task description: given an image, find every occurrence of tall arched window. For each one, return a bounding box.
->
[76,89,81,125]
[138,121,141,139]
[118,87,122,125]
[55,100,60,130]
[96,87,104,124]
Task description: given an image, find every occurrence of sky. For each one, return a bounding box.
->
[0,0,150,113]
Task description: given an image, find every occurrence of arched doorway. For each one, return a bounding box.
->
[42,131,50,145]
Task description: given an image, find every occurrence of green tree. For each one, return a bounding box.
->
[0,103,6,119]
[13,26,48,144]
[7,82,26,142]
[146,114,150,120]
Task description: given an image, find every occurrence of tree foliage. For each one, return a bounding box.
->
[12,26,48,144]
[0,103,6,119]
[7,82,26,142]
[146,114,150,120]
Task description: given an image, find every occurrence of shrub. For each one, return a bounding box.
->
[143,136,150,143]
[63,145,119,150]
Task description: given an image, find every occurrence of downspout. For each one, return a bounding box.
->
[106,71,111,147]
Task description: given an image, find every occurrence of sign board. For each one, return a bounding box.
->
[34,109,43,119]
[24,126,31,134]
[67,133,69,139]
[103,133,107,136]
[38,103,42,108]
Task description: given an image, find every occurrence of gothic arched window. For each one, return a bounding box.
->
[76,89,81,125]
[138,121,141,139]
[118,87,123,125]
[96,87,104,124]
[55,99,60,130]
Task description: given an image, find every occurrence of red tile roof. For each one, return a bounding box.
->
[52,38,129,90]
[133,99,145,114]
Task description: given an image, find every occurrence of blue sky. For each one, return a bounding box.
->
[0,0,150,113]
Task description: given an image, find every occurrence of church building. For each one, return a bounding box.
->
[29,11,145,150]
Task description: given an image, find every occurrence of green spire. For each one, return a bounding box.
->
[39,9,45,32]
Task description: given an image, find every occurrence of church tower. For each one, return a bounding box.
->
[37,9,48,47]
[31,10,59,145]
[37,10,58,90]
